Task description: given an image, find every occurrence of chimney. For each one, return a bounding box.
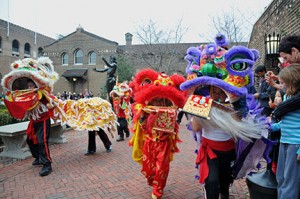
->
[125,32,133,45]
[76,25,84,32]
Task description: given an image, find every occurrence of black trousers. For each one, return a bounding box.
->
[26,119,52,166]
[117,118,129,138]
[87,129,111,151]
[205,149,236,199]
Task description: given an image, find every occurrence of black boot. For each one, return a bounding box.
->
[32,158,41,166]
[84,150,95,156]
[116,136,124,142]
[106,145,112,153]
[39,164,52,177]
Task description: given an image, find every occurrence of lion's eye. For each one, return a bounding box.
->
[230,62,249,71]
[167,81,174,86]
[141,79,151,86]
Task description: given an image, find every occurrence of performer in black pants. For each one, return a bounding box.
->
[27,118,52,176]
[26,79,53,177]
[85,129,112,155]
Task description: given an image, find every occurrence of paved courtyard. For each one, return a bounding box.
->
[0,119,250,199]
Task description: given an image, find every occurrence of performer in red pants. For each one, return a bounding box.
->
[129,69,187,199]
[139,108,178,198]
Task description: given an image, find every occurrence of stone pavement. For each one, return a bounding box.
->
[0,119,250,199]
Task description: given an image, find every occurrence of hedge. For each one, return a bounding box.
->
[0,104,23,126]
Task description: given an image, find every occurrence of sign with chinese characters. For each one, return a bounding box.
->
[182,95,213,119]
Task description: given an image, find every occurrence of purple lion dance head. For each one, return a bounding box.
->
[180,33,271,180]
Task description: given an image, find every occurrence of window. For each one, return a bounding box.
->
[74,49,83,64]
[12,39,19,56]
[61,53,69,65]
[24,43,31,57]
[38,47,44,57]
[88,51,96,64]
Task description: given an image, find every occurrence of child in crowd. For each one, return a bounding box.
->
[267,89,284,174]
[269,63,300,199]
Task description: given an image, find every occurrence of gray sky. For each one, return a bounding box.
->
[0,0,272,45]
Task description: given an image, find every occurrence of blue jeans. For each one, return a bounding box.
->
[276,143,300,199]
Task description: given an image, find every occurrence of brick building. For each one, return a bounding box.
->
[43,26,119,96]
[248,0,300,72]
[0,19,55,93]
[44,27,206,97]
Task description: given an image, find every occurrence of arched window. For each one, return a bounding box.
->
[61,53,69,65]
[74,49,83,64]
[24,43,31,57]
[88,51,96,64]
[38,47,44,57]
[12,39,19,56]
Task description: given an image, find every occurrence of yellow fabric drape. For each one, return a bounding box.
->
[129,120,145,164]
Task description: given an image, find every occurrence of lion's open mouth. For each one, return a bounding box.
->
[193,85,229,104]
[11,77,37,91]
[180,76,248,104]
[148,97,173,107]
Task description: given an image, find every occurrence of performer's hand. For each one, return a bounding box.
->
[139,110,149,121]
[191,116,202,131]
[140,111,145,118]
[139,111,145,123]
[93,67,97,71]
[297,155,300,161]
[102,57,106,61]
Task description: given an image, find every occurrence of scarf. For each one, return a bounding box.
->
[273,92,300,120]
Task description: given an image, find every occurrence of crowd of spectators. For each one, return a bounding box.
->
[56,89,93,100]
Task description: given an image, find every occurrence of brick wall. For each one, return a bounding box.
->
[249,0,300,71]
[44,27,119,96]
[0,19,55,93]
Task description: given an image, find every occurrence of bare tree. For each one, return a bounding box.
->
[209,7,258,45]
[129,19,188,74]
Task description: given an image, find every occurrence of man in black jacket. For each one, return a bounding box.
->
[254,65,275,116]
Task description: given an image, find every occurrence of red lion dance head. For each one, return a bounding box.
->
[129,68,188,164]
[131,69,188,120]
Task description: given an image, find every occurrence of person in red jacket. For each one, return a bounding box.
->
[110,82,132,141]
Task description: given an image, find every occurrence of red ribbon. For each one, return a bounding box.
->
[196,137,235,184]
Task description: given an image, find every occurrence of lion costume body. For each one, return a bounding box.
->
[180,34,271,198]
[129,69,187,199]
[1,57,117,136]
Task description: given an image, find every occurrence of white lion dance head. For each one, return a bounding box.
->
[1,57,58,120]
[2,57,58,91]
